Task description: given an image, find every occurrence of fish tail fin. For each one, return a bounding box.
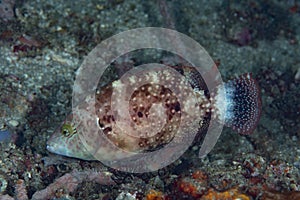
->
[222,73,262,134]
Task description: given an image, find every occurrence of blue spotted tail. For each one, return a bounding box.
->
[223,73,261,134]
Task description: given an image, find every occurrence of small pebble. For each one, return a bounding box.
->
[8,120,19,127]
[115,192,136,200]
[0,123,6,130]
[0,174,8,193]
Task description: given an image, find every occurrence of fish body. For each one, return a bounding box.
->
[47,65,261,162]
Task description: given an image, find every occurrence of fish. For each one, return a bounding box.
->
[47,65,261,164]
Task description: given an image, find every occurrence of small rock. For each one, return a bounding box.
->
[0,174,8,193]
[115,192,136,200]
[0,0,15,21]
[8,120,19,127]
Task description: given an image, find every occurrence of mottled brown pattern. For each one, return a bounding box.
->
[95,77,186,153]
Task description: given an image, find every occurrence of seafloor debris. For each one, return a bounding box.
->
[115,191,138,200]
[146,189,164,200]
[219,1,295,46]
[0,74,30,126]
[15,179,29,200]
[200,187,251,200]
[0,174,8,194]
[176,170,208,198]
[31,170,115,200]
[261,189,300,200]
[0,0,15,21]
[0,129,12,143]
[0,194,14,200]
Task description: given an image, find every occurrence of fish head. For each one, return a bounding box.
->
[46,113,95,160]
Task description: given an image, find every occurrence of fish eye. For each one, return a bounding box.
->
[61,124,76,137]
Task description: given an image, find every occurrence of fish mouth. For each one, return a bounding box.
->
[46,140,69,158]
[46,144,54,153]
[46,140,57,154]
[46,131,64,154]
